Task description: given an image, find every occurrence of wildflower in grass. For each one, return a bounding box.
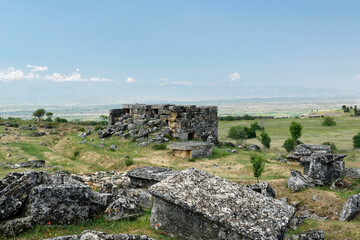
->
[157,224,159,227]
[162,232,165,235]
[48,221,51,225]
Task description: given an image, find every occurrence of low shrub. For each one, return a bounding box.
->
[124,157,134,166]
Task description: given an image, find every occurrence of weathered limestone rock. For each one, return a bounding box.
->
[291,229,324,240]
[249,144,261,151]
[286,144,331,162]
[339,193,360,221]
[149,168,295,240]
[127,166,177,188]
[104,196,142,221]
[45,230,156,240]
[246,182,276,198]
[330,179,349,190]
[125,188,153,208]
[306,153,345,185]
[0,171,116,236]
[344,167,360,179]
[289,210,326,230]
[167,141,213,158]
[29,185,114,224]
[287,170,314,192]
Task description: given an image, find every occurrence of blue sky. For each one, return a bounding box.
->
[0,1,360,105]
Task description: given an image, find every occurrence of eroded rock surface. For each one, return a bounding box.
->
[45,230,156,240]
[246,182,276,198]
[291,229,324,240]
[127,166,177,188]
[0,171,115,236]
[339,193,360,221]
[287,170,314,192]
[149,168,295,240]
[104,196,142,221]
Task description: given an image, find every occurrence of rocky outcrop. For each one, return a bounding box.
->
[291,229,324,240]
[127,166,177,188]
[45,230,156,240]
[287,144,331,162]
[287,170,314,192]
[289,210,327,230]
[249,144,261,151]
[167,141,214,158]
[344,167,360,179]
[0,160,46,169]
[246,182,276,198]
[339,193,360,221]
[104,196,142,221]
[149,168,295,240]
[0,171,116,236]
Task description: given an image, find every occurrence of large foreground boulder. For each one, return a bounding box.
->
[0,171,115,236]
[149,168,295,240]
[45,230,156,240]
[339,193,360,221]
[127,166,177,188]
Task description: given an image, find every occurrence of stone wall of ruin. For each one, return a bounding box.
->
[109,104,218,141]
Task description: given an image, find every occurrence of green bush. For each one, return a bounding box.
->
[322,116,336,126]
[322,141,337,152]
[250,153,266,183]
[152,144,167,150]
[54,117,68,123]
[188,158,196,162]
[258,131,271,149]
[243,114,255,120]
[353,133,360,148]
[73,150,80,158]
[228,125,248,144]
[124,157,134,166]
[77,127,86,132]
[283,138,297,152]
[94,125,103,131]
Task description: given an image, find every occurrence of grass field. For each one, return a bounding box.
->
[0,115,360,239]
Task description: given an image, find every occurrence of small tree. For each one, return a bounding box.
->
[45,112,53,122]
[353,133,360,148]
[100,115,108,126]
[250,154,266,183]
[322,116,336,127]
[283,138,297,152]
[33,108,46,122]
[258,131,271,149]
[228,125,248,145]
[289,121,302,140]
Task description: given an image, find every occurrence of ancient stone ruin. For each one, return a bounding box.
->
[167,141,214,158]
[149,168,295,240]
[109,104,218,142]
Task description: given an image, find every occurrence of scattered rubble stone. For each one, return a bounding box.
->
[127,166,176,188]
[149,168,295,240]
[28,132,46,137]
[246,182,276,198]
[291,229,325,240]
[44,230,156,240]
[344,167,360,179]
[167,141,214,158]
[249,144,260,151]
[109,144,118,151]
[289,210,327,230]
[1,160,46,169]
[104,196,142,221]
[339,193,360,221]
[287,170,314,192]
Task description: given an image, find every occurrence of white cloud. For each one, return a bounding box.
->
[352,74,360,80]
[0,65,113,83]
[0,67,38,82]
[161,78,169,81]
[44,71,114,82]
[126,77,136,83]
[229,72,241,82]
[159,81,194,86]
[26,64,48,72]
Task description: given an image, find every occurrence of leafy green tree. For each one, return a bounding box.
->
[283,138,297,152]
[250,154,266,183]
[45,112,53,122]
[33,108,46,122]
[322,116,336,127]
[100,114,109,126]
[258,131,271,149]
[228,125,248,145]
[289,121,302,140]
[322,141,337,153]
[353,133,360,148]
[250,121,262,131]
